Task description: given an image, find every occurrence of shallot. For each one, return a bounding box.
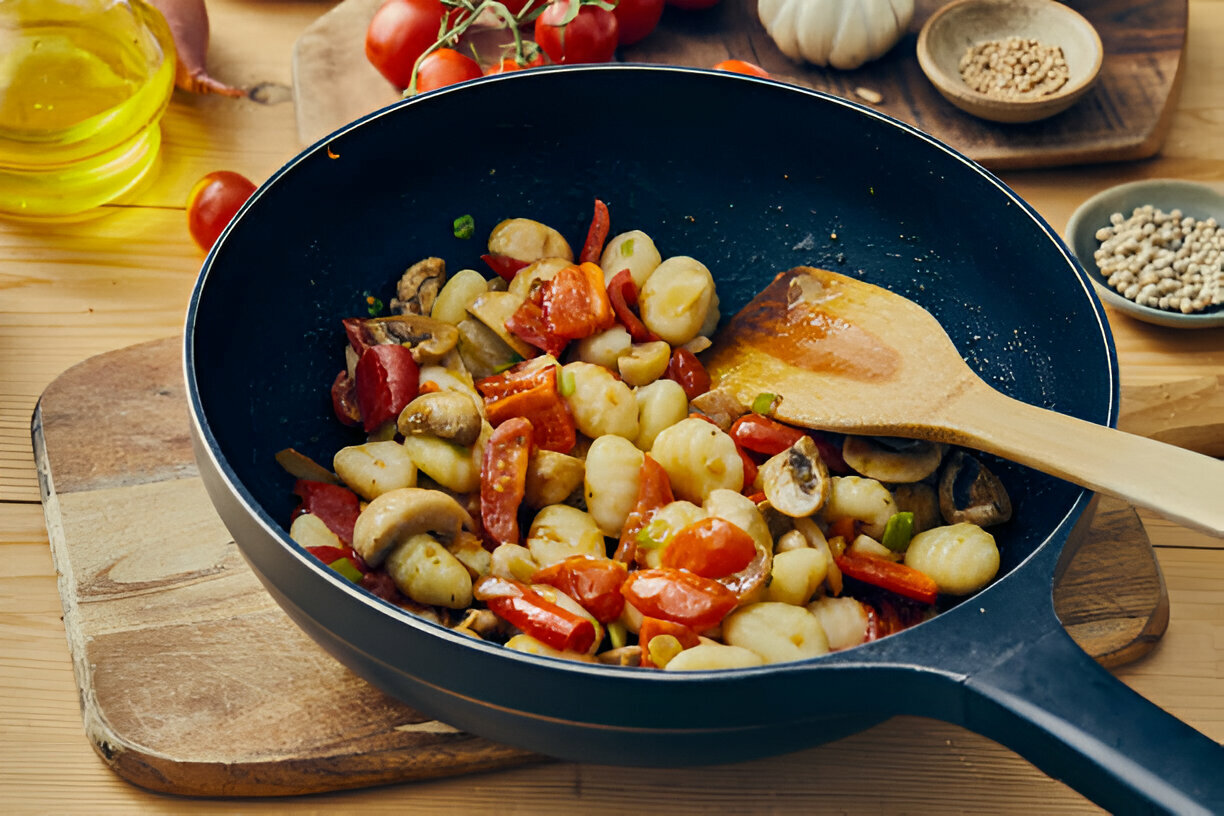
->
[147,0,245,97]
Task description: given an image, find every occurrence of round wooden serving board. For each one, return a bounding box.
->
[33,336,1167,796]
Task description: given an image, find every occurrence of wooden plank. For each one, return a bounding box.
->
[30,336,1176,796]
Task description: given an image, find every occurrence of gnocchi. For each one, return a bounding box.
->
[287,202,1016,673]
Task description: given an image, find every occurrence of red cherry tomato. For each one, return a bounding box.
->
[480,417,533,548]
[713,59,770,78]
[638,616,699,667]
[185,171,256,253]
[535,0,619,65]
[729,413,805,455]
[621,568,739,631]
[660,517,757,579]
[415,48,483,92]
[664,347,711,399]
[354,343,420,432]
[291,480,362,547]
[364,0,450,89]
[613,0,665,46]
[485,58,525,75]
[533,556,628,623]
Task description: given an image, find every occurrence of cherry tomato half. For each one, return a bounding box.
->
[365,0,451,90]
[415,48,483,92]
[621,568,739,631]
[186,171,256,253]
[713,59,770,78]
[535,0,619,65]
[660,517,757,579]
[613,0,665,46]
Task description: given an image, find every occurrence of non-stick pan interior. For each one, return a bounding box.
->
[189,65,1115,617]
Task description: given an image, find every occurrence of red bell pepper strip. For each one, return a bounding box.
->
[729,413,806,456]
[664,347,711,400]
[579,198,610,265]
[638,616,700,668]
[834,550,938,605]
[480,417,533,548]
[354,343,420,432]
[475,575,597,653]
[481,253,530,282]
[292,479,361,546]
[660,517,757,579]
[606,268,658,343]
[614,454,674,564]
[330,370,361,427]
[505,297,568,358]
[477,363,576,453]
[532,556,627,623]
[621,568,739,631]
[736,446,759,494]
[541,263,615,340]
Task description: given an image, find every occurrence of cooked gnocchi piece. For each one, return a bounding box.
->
[633,378,689,452]
[561,361,639,440]
[333,440,418,500]
[722,602,830,664]
[600,230,662,289]
[638,256,717,345]
[527,504,607,566]
[904,523,1000,595]
[650,417,744,503]
[583,435,645,537]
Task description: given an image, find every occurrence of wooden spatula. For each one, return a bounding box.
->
[704,267,1224,539]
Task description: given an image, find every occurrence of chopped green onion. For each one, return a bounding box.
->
[620,238,635,257]
[492,354,524,374]
[364,293,384,317]
[453,214,475,239]
[636,518,669,549]
[607,621,627,650]
[328,557,363,583]
[751,392,778,415]
[881,511,915,553]
[558,368,576,397]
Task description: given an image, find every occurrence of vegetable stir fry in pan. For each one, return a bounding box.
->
[281,201,1012,669]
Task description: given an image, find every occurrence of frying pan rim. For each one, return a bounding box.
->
[183,64,1120,682]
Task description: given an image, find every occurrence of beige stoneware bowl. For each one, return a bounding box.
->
[916,0,1103,124]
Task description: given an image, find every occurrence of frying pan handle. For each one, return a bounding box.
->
[960,624,1224,814]
[947,384,1224,540]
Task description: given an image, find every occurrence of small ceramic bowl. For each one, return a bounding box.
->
[1065,179,1224,329]
[916,0,1103,124]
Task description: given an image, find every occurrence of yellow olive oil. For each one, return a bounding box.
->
[0,0,175,219]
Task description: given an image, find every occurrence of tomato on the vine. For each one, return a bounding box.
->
[415,48,483,91]
[186,171,256,253]
[612,0,664,46]
[714,59,770,78]
[365,0,451,89]
[535,0,619,65]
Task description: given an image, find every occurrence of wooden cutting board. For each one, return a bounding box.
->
[34,335,1171,797]
[292,0,1186,169]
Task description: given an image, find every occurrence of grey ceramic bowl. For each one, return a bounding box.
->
[185,66,1224,813]
[1065,178,1224,329]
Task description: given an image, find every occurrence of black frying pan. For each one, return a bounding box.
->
[185,66,1224,813]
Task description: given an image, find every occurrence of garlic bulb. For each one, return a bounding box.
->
[758,0,915,70]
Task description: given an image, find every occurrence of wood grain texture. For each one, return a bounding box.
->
[293,0,1186,168]
[32,336,1170,797]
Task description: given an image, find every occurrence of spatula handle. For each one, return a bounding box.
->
[948,384,1224,539]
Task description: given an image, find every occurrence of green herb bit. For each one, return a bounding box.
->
[558,368,576,397]
[453,213,475,239]
[881,511,915,553]
[636,518,669,550]
[364,293,384,317]
[607,621,628,650]
[620,238,635,257]
[328,557,364,583]
[751,392,778,415]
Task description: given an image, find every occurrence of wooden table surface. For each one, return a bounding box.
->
[1,1,1222,812]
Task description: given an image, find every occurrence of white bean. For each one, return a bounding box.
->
[722,602,829,664]
[633,378,689,452]
[333,440,418,500]
[583,435,645,537]
[527,504,607,566]
[562,361,639,440]
[650,417,744,503]
[904,523,1000,595]
[600,230,662,289]
[638,256,717,345]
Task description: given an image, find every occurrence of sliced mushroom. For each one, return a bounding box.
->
[352,487,475,568]
[841,435,944,484]
[466,290,535,360]
[390,257,446,317]
[524,449,586,509]
[688,389,748,431]
[397,390,482,447]
[759,435,831,518]
[456,316,519,380]
[938,450,1012,527]
[891,482,941,533]
[349,314,459,365]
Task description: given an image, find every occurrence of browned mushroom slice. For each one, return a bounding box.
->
[390,257,446,317]
[688,389,748,431]
[352,487,475,568]
[891,482,941,533]
[938,450,1013,527]
[456,317,520,381]
[346,314,460,365]
[759,435,831,518]
[466,291,536,360]
[397,390,483,447]
[841,435,944,484]
[524,449,586,509]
